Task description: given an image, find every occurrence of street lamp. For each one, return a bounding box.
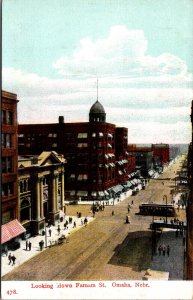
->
[44,221,48,248]
[163,195,168,224]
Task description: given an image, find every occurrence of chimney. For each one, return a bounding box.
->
[59,116,64,124]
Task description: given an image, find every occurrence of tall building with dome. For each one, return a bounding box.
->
[18,99,136,202]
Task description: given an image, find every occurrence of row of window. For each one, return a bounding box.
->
[2,110,13,125]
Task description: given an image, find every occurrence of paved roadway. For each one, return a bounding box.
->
[2,156,186,281]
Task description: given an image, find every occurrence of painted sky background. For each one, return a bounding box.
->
[2,0,193,144]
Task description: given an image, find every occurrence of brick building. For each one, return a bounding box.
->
[2,91,19,223]
[128,145,154,177]
[151,144,170,165]
[18,100,134,201]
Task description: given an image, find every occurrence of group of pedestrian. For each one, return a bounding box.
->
[25,240,32,251]
[158,244,170,256]
[8,253,16,266]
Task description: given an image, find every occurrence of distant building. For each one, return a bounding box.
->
[18,100,134,201]
[18,151,66,235]
[151,144,170,166]
[128,145,154,177]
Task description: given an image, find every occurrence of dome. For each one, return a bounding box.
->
[89,100,105,114]
[89,100,106,123]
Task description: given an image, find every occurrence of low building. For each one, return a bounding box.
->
[18,151,66,235]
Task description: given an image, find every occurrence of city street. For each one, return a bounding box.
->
[2,156,186,281]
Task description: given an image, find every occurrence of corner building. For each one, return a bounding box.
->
[2,91,19,223]
[18,100,132,201]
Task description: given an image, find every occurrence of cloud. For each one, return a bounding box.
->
[53,25,192,88]
[2,25,193,143]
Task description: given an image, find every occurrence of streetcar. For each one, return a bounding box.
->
[138,203,176,217]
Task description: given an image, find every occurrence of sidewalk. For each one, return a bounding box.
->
[1,214,94,277]
[151,228,185,279]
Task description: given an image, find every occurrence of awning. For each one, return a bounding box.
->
[148,170,154,176]
[91,191,97,196]
[77,191,88,196]
[111,185,123,194]
[98,191,105,196]
[2,219,26,244]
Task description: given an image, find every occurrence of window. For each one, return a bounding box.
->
[2,183,14,196]
[78,133,88,138]
[77,143,88,148]
[92,132,96,138]
[78,174,88,181]
[48,133,57,137]
[1,111,13,124]
[1,134,12,148]
[2,110,6,124]
[2,157,13,173]
[7,111,13,125]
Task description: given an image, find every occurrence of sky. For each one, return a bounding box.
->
[2,0,193,144]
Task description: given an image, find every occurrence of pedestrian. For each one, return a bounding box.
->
[11,255,16,265]
[73,221,76,228]
[131,200,134,205]
[49,228,52,237]
[162,245,166,256]
[128,207,130,213]
[39,241,41,251]
[28,241,32,251]
[57,225,61,235]
[26,240,29,251]
[158,245,162,256]
[4,245,8,256]
[112,210,114,216]
[167,245,170,256]
[8,253,12,265]
[183,237,186,246]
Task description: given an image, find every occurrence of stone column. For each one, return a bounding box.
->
[61,170,65,211]
[52,174,56,212]
[36,178,41,221]
[40,177,44,219]
[55,174,59,211]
